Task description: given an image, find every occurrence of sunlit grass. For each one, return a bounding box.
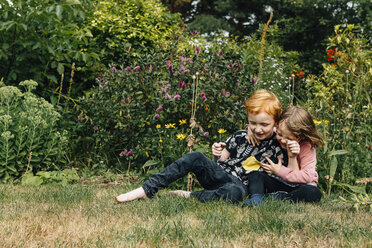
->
[0,182,371,247]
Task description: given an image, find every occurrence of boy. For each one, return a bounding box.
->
[116,89,286,204]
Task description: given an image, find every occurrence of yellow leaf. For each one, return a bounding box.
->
[242,156,261,171]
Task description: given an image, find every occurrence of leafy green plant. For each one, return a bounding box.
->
[0,80,68,182]
[0,0,99,97]
[306,25,372,190]
[74,30,299,173]
[21,169,80,186]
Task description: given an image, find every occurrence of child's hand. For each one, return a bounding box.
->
[260,157,282,175]
[246,126,260,146]
[212,142,226,158]
[287,140,300,158]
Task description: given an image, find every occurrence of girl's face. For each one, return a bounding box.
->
[248,112,276,141]
[276,121,299,149]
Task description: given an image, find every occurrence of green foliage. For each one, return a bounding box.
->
[172,0,372,74]
[306,25,371,193]
[0,0,99,97]
[86,0,183,65]
[339,193,372,212]
[74,31,297,172]
[0,80,68,182]
[21,169,80,186]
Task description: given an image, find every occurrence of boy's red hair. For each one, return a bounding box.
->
[245,89,282,122]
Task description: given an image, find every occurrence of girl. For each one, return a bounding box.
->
[242,106,325,207]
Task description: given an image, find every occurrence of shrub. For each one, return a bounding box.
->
[0,80,68,182]
[74,31,298,172]
[306,25,371,194]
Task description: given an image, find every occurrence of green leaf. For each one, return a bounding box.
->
[21,173,43,186]
[329,156,337,179]
[57,63,64,75]
[142,159,160,168]
[65,0,81,5]
[56,5,63,19]
[329,150,348,156]
[337,183,366,194]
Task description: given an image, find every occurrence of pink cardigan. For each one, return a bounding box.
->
[277,142,319,186]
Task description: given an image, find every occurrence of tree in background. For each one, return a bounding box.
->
[161,0,371,74]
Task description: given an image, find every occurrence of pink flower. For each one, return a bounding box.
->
[173,36,179,40]
[196,46,201,53]
[77,116,85,121]
[203,132,209,137]
[174,94,181,100]
[120,151,126,156]
[252,78,258,84]
[104,81,109,86]
[180,65,184,71]
[112,66,117,73]
[184,69,190,74]
[201,92,206,97]
[191,30,199,35]
[179,81,186,89]
[154,114,160,118]
[93,126,98,131]
[161,88,167,93]
[133,66,140,71]
[166,60,172,69]
[125,97,130,103]
[156,105,163,111]
[100,73,104,78]
[126,66,131,71]
[180,54,185,62]
[229,61,233,68]
[127,150,133,155]
[165,93,171,100]
[219,51,224,56]
[167,84,171,89]
[202,96,207,100]
[186,58,193,64]
[146,64,150,71]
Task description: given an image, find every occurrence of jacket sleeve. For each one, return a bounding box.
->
[277,142,317,184]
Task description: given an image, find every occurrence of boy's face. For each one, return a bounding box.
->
[248,112,276,141]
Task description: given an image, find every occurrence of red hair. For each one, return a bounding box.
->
[245,89,282,122]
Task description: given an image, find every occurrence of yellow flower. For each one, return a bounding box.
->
[345,128,349,132]
[313,120,322,125]
[176,133,186,140]
[323,120,330,125]
[159,139,163,143]
[179,119,187,125]
[156,124,161,129]
[218,129,227,134]
[165,123,176,128]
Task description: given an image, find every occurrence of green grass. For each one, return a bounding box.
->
[0,181,371,248]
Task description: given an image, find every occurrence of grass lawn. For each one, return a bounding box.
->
[0,177,371,248]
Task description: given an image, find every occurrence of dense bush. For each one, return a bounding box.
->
[306,25,371,194]
[0,80,68,182]
[0,0,99,98]
[86,0,183,65]
[73,31,298,172]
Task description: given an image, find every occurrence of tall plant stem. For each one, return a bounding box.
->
[257,10,273,89]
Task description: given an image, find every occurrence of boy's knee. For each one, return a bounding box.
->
[220,183,246,203]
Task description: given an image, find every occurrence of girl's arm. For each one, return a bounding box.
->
[286,140,300,171]
[276,142,317,184]
[261,142,316,184]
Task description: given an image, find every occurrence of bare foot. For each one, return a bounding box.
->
[168,190,191,198]
[116,187,147,203]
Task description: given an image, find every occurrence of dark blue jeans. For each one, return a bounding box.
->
[142,152,248,203]
[247,171,322,203]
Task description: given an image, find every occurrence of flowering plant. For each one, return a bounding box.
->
[0,80,68,182]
